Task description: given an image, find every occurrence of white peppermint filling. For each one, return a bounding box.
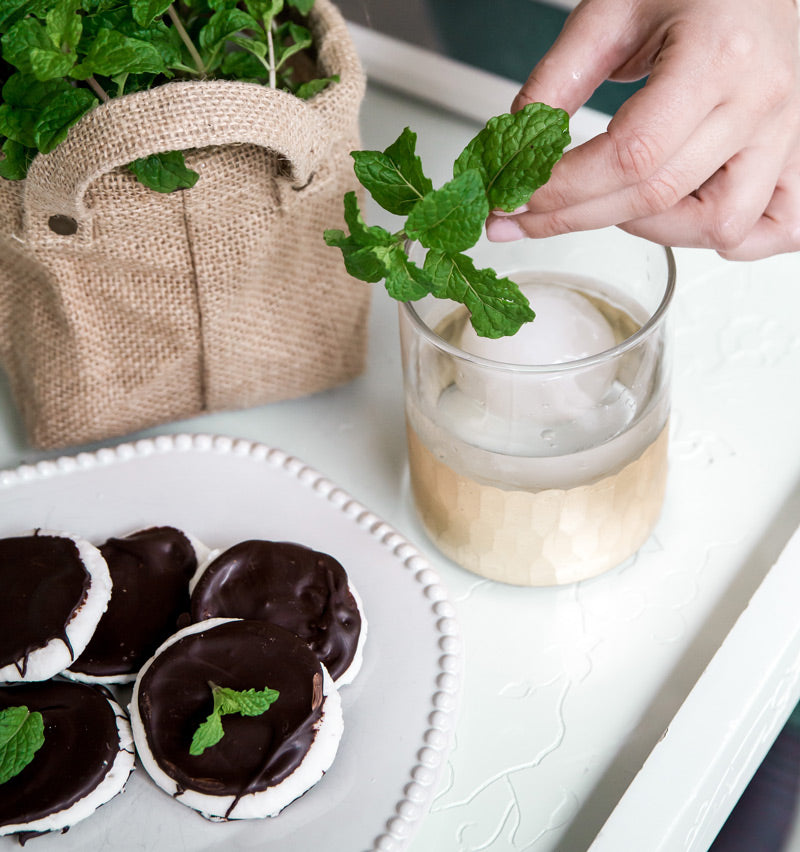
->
[334,580,367,687]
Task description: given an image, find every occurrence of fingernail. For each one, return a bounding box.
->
[486,216,526,242]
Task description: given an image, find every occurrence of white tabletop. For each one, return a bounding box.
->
[2,35,800,852]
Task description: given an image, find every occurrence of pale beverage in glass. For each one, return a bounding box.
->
[400,228,675,586]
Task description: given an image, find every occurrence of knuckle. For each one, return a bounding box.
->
[607,125,663,184]
[538,208,575,237]
[634,171,683,216]
[704,214,751,253]
[762,62,797,109]
[719,25,759,67]
[709,21,797,109]
[531,176,572,212]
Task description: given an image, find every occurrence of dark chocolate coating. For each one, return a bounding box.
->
[0,679,124,829]
[0,534,90,676]
[190,541,361,680]
[69,527,197,678]
[137,620,324,811]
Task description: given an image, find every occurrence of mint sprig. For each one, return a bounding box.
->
[324,102,570,338]
[189,682,279,756]
[0,705,45,785]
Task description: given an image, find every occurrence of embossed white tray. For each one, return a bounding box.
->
[0,433,462,852]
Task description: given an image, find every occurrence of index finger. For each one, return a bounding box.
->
[513,0,642,115]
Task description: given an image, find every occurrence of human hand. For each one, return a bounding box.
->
[485,0,800,260]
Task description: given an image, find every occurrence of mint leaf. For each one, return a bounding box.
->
[324,229,395,283]
[274,20,311,70]
[2,17,65,78]
[0,706,45,785]
[286,0,314,13]
[189,709,224,755]
[0,0,30,35]
[213,686,280,716]
[424,249,535,338]
[130,0,172,27]
[128,151,199,192]
[295,74,337,99]
[198,8,260,70]
[405,168,488,253]
[454,101,570,212]
[352,127,433,216]
[324,190,397,282]
[2,4,81,80]
[30,47,76,81]
[243,0,283,22]
[0,138,36,180]
[226,34,267,58]
[72,28,167,77]
[35,86,97,153]
[220,48,265,79]
[384,248,433,301]
[46,0,82,52]
[190,682,279,756]
[0,75,87,148]
[342,189,393,247]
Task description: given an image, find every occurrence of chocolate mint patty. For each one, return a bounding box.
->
[136,619,324,801]
[0,679,123,828]
[0,534,90,677]
[70,527,197,678]
[190,541,361,680]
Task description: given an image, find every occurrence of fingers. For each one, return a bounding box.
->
[488,129,800,260]
[520,31,727,218]
[618,141,789,250]
[717,159,800,260]
[487,101,754,240]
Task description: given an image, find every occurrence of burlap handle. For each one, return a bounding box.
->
[22,80,328,242]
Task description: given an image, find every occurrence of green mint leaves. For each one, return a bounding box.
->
[324,103,570,338]
[0,0,332,192]
[351,126,433,216]
[0,706,45,785]
[189,682,279,756]
[454,102,573,212]
[128,150,199,192]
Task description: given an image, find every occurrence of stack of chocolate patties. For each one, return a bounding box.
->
[0,528,366,838]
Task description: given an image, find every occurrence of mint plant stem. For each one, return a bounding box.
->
[167,4,205,77]
[86,76,109,102]
[266,21,277,88]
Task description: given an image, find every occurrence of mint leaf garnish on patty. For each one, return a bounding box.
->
[0,705,45,784]
[190,682,280,757]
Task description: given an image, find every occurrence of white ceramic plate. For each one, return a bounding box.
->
[0,433,461,852]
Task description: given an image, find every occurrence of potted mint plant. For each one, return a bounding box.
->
[0,0,368,449]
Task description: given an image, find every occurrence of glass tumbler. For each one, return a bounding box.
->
[399,227,676,586]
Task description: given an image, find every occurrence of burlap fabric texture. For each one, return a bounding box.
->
[0,0,369,449]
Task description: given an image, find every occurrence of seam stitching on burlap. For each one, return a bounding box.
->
[181,190,207,411]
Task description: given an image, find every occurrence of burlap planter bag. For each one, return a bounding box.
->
[0,0,368,449]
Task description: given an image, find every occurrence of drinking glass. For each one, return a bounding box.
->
[399,228,676,586]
